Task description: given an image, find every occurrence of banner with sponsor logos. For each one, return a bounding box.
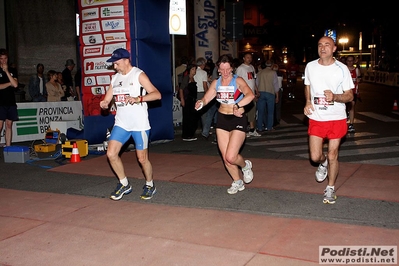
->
[194,0,219,61]
[78,0,174,143]
[219,10,234,57]
[0,101,83,143]
[79,0,130,117]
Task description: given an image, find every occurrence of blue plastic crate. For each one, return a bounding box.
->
[3,146,30,163]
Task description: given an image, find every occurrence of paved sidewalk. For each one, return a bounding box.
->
[1,188,397,266]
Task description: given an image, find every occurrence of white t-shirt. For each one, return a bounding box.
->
[39,77,43,94]
[236,63,256,92]
[194,67,208,93]
[110,67,150,131]
[304,59,354,121]
[277,76,283,89]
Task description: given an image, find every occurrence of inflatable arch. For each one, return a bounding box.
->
[77,0,173,144]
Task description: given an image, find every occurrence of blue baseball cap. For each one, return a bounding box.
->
[107,48,130,62]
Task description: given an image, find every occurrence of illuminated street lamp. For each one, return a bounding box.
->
[339,37,348,51]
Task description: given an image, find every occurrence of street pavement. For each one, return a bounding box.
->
[1,121,398,265]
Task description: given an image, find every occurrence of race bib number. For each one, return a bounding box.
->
[114,94,130,107]
[216,85,234,104]
[314,96,334,106]
[113,87,130,107]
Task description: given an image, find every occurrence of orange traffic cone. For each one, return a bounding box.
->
[393,100,398,111]
[70,142,81,163]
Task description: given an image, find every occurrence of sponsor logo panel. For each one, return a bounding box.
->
[101,6,124,18]
[81,7,99,20]
[82,21,101,34]
[82,34,104,45]
[91,86,106,95]
[96,75,111,85]
[83,45,103,57]
[84,57,114,75]
[103,32,127,42]
[84,76,97,86]
[102,19,125,31]
[81,0,123,8]
[104,42,126,54]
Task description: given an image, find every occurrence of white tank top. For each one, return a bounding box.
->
[110,67,150,131]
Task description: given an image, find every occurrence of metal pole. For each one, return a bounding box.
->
[232,3,237,58]
[172,34,176,94]
[359,32,362,69]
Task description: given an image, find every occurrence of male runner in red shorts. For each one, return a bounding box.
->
[303,36,354,204]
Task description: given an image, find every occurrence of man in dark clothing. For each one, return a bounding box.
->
[28,63,47,102]
[0,48,19,146]
[61,59,75,101]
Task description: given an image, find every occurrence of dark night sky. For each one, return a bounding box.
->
[251,3,399,63]
[239,2,398,54]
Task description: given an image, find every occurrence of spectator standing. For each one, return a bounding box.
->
[201,68,219,140]
[286,56,299,99]
[203,64,221,143]
[273,63,283,127]
[45,70,64,102]
[303,36,354,204]
[195,54,255,194]
[194,57,210,136]
[236,52,260,137]
[256,60,279,132]
[205,58,215,76]
[0,48,19,147]
[346,55,361,133]
[100,48,161,201]
[61,59,75,101]
[175,55,188,95]
[56,72,65,90]
[179,64,199,141]
[28,63,47,102]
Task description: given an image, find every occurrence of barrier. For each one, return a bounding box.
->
[363,70,375,82]
[394,73,399,87]
[173,95,182,126]
[363,70,399,87]
[0,101,83,144]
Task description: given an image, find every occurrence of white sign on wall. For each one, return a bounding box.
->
[169,0,187,35]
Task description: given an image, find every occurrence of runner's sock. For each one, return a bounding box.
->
[120,177,128,186]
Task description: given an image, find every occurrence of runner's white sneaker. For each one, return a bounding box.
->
[249,130,261,137]
[227,180,245,194]
[315,164,328,182]
[242,160,253,183]
[323,186,337,204]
